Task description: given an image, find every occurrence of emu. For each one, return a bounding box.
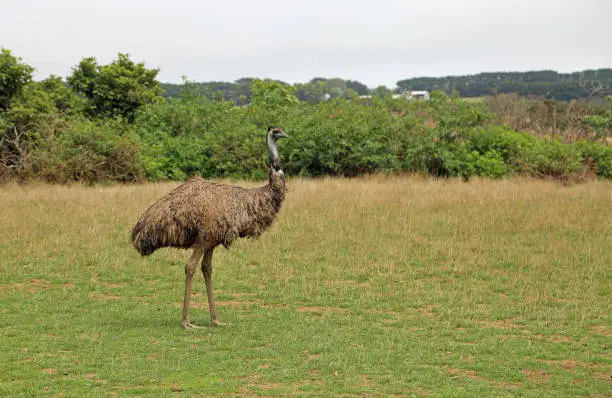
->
[131,127,289,328]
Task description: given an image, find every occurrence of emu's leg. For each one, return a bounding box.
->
[181,246,205,329]
[202,247,224,326]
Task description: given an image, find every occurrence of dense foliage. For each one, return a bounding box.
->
[1,48,611,184]
[68,53,163,120]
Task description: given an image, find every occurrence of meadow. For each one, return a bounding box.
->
[0,176,610,397]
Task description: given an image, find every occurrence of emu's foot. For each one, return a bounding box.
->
[181,322,201,330]
[211,319,227,327]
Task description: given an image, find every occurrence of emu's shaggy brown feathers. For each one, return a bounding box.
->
[131,172,286,256]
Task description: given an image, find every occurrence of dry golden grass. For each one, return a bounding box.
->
[0,175,611,397]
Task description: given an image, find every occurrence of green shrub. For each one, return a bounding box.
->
[474,150,508,178]
[469,126,536,171]
[35,118,143,183]
[523,139,586,179]
[576,140,612,179]
[281,99,406,177]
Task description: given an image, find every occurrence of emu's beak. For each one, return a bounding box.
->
[280,131,290,139]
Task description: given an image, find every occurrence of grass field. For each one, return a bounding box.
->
[1,176,611,397]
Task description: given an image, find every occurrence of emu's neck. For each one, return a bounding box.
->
[267,135,281,170]
[265,135,286,202]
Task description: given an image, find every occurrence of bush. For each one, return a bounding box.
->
[35,118,144,183]
[523,139,587,180]
[576,140,612,179]
[282,99,407,177]
[469,126,537,171]
[474,150,508,178]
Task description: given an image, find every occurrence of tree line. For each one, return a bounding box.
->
[1,48,611,184]
[397,69,612,101]
[160,69,612,103]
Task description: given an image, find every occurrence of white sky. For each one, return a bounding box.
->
[1,0,610,88]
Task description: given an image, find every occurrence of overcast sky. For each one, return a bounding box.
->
[1,0,610,88]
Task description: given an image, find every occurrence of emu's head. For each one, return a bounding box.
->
[267,126,289,171]
[267,126,289,141]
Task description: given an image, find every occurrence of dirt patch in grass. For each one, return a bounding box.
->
[41,368,57,375]
[595,372,612,382]
[534,334,573,343]
[480,319,524,329]
[447,368,481,380]
[542,359,600,373]
[544,359,580,370]
[446,368,522,388]
[2,279,51,294]
[242,374,292,392]
[591,325,611,337]
[521,369,551,383]
[254,382,285,390]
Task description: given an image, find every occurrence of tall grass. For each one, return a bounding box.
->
[1,176,610,396]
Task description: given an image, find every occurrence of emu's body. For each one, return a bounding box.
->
[131,127,288,328]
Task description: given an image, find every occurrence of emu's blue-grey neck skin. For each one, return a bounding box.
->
[267,134,281,170]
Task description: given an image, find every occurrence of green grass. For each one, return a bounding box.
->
[1,176,610,397]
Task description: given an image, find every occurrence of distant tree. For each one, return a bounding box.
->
[326,78,347,99]
[0,48,34,110]
[344,88,359,100]
[160,82,182,98]
[372,85,393,98]
[346,80,369,96]
[295,81,327,103]
[397,68,612,100]
[235,77,256,86]
[524,70,558,82]
[310,77,327,84]
[68,53,163,120]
